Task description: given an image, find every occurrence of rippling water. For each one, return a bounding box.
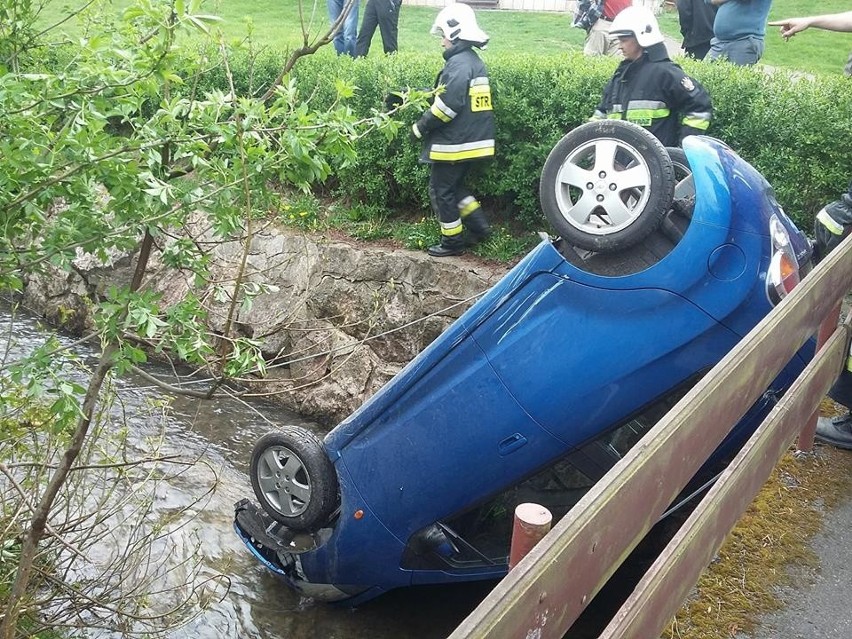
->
[0,305,491,639]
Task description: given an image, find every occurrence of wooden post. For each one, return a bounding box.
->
[798,303,842,452]
[509,503,552,570]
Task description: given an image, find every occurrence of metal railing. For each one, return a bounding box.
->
[449,232,852,639]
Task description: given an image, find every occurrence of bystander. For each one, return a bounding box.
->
[328,0,359,57]
[573,0,631,57]
[676,0,717,60]
[355,0,401,57]
[708,0,772,66]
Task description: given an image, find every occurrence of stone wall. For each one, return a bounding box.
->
[22,226,511,426]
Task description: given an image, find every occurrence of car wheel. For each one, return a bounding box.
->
[540,120,675,253]
[666,146,694,201]
[250,428,339,531]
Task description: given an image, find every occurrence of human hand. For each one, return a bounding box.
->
[767,18,811,40]
[410,123,422,142]
[384,91,404,111]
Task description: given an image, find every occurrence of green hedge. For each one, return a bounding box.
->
[183,47,852,233]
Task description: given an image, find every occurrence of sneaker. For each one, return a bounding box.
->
[814,411,852,450]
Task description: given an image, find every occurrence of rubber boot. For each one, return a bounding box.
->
[462,209,491,246]
[428,234,467,257]
[815,411,852,450]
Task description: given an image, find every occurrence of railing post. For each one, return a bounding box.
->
[508,503,552,570]
[797,303,842,452]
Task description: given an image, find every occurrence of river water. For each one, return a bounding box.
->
[0,306,496,639]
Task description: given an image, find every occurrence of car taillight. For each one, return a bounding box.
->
[766,214,801,305]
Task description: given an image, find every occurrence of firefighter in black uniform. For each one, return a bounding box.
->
[411,3,494,257]
[593,5,713,147]
[813,180,852,448]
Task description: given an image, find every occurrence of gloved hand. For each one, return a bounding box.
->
[384,91,404,111]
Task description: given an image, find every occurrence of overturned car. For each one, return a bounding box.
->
[234,121,813,605]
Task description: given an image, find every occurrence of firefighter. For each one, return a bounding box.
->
[411,3,494,257]
[813,181,852,448]
[592,5,713,147]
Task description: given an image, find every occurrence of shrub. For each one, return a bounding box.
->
[286,51,852,234]
[73,45,852,236]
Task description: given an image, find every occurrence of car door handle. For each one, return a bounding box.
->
[498,433,528,456]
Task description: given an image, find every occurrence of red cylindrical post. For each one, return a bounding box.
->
[508,502,553,570]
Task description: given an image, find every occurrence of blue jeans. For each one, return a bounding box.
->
[328,0,359,57]
[708,35,764,66]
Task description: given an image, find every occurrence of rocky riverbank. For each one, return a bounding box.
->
[20,224,513,426]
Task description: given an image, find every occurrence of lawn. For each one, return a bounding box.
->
[38,0,852,76]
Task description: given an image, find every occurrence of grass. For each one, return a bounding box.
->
[283,192,537,260]
[663,400,852,639]
[39,0,852,75]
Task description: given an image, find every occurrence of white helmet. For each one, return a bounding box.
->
[609,5,664,48]
[431,2,490,45]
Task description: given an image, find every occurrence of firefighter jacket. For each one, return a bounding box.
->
[415,42,495,164]
[814,179,852,263]
[592,42,712,147]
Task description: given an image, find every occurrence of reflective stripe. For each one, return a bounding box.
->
[682,115,710,130]
[846,353,852,372]
[628,99,667,111]
[626,107,670,122]
[604,100,709,130]
[429,139,495,161]
[458,196,480,216]
[469,76,490,87]
[430,95,456,123]
[817,208,845,235]
[440,219,464,236]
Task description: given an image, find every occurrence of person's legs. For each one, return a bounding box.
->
[342,0,360,57]
[583,20,610,56]
[355,0,378,57]
[603,32,622,57]
[686,42,711,61]
[816,370,852,449]
[718,35,764,66]
[327,0,346,56]
[376,0,400,54]
[428,163,469,257]
[454,187,491,246]
[707,37,724,62]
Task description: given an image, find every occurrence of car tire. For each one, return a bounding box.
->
[666,146,695,202]
[666,146,690,181]
[250,428,339,531]
[540,120,676,253]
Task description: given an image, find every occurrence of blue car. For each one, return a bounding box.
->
[234,122,813,605]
